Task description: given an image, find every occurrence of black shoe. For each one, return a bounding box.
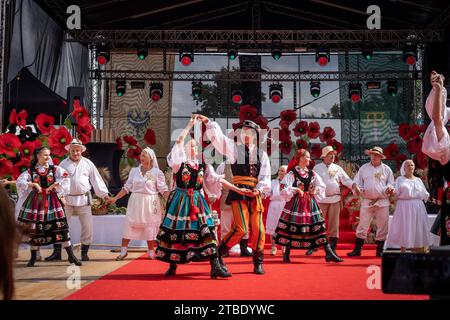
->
[218,244,230,273]
[164,263,177,276]
[210,257,232,279]
[253,251,265,275]
[45,244,62,261]
[27,250,37,267]
[324,244,343,263]
[81,245,90,261]
[376,241,385,257]
[65,246,82,266]
[329,237,339,254]
[239,239,252,257]
[305,248,318,256]
[283,247,291,263]
[347,238,364,257]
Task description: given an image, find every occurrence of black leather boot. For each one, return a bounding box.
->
[347,237,365,257]
[239,238,252,257]
[283,247,291,263]
[376,240,385,257]
[324,244,343,262]
[81,244,90,261]
[329,237,338,254]
[27,250,37,267]
[45,243,62,261]
[253,251,265,275]
[218,244,230,273]
[210,257,232,279]
[305,248,318,255]
[164,263,177,276]
[65,246,82,266]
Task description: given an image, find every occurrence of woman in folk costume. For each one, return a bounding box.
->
[422,71,450,246]
[16,147,81,267]
[110,147,170,260]
[156,116,248,279]
[274,149,343,263]
[386,160,432,252]
[265,165,288,255]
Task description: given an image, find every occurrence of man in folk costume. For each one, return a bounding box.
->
[422,71,450,246]
[309,146,353,255]
[196,114,271,275]
[347,146,395,257]
[45,139,110,262]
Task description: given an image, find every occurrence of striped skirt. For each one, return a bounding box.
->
[156,187,218,264]
[273,194,327,250]
[17,190,70,246]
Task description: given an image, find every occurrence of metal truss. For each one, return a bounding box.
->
[0,0,7,125]
[90,69,421,82]
[67,29,444,51]
[427,5,450,29]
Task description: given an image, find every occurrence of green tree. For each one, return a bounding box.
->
[330,103,341,118]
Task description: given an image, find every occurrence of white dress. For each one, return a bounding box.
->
[386,176,432,248]
[122,166,169,240]
[265,179,286,235]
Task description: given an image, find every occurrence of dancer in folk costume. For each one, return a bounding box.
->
[156,116,247,279]
[386,160,432,252]
[347,146,395,257]
[265,165,288,255]
[16,147,81,267]
[422,70,450,246]
[274,149,343,263]
[110,147,170,260]
[308,146,353,256]
[196,114,271,275]
[46,139,110,262]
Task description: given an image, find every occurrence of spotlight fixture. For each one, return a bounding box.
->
[362,47,373,61]
[179,49,194,66]
[315,48,330,66]
[192,81,202,98]
[269,83,283,103]
[387,80,398,97]
[228,44,238,60]
[231,85,243,104]
[116,80,126,97]
[137,44,148,60]
[150,82,163,102]
[310,81,321,98]
[271,43,282,60]
[96,44,110,65]
[403,45,417,65]
[349,83,362,103]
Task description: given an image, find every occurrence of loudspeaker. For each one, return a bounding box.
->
[67,87,85,124]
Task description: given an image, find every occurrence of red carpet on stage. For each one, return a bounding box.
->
[66,248,428,300]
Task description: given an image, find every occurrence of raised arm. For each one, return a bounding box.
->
[167,117,195,173]
[431,72,445,141]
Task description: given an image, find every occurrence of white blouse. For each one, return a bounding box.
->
[422,87,450,165]
[394,176,429,202]
[269,179,285,202]
[166,142,224,199]
[279,166,326,202]
[16,164,70,201]
[123,166,169,195]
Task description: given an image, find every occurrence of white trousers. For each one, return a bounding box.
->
[356,205,389,241]
[65,205,93,245]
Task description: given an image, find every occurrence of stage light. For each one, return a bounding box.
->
[271,44,282,60]
[179,49,194,66]
[362,47,373,60]
[315,48,330,66]
[387,80,398,97]
[150,82,163,102]
[116,80,126,97]
[403,45,417,65]
[137,45,148,60]
[349,83,362,103]
[192,81,202,98]
[269,83,283,103]
[228,45,238,60]
[231,86,243,104]
[310,81,321,98]
[96,44,110,65]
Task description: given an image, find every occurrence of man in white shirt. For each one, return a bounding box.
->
[311,146,353,255]
[347,146,395,257]
[45,139,110,262]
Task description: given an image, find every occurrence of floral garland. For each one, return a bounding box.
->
[0,100,93,180]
